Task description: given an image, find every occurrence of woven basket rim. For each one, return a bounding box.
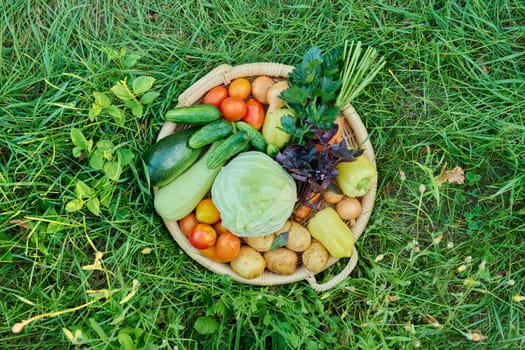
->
[154,62,377,291]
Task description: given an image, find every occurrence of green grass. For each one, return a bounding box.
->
[1,0,524,349]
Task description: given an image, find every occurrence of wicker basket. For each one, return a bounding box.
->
[155,63,377,292]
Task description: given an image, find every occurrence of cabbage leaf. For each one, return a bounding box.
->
[211,151,297,237]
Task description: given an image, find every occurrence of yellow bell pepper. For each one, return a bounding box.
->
[336,154,377,197]
[261,107,294,149]
[307,207,354,258]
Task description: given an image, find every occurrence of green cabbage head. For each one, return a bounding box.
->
[211,151,297,237]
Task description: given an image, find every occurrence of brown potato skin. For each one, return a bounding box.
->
[281,221,311,252]
[302,240,329,274]
[244,233,275,252]
[230,246,266,279]
[264,248,298,275]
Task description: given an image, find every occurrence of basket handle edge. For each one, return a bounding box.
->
[304,247,359,292]
[177,64,233,106]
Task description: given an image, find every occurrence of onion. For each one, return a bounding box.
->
[335,197,362,226]
[251,76,274,104]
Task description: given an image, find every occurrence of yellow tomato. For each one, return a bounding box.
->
[228,78,251,99]
[195,198,221,224]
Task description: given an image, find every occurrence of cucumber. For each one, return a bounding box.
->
[154,142,224,221]
[143,128,203,187]
[189,120,234,149]
[207,132,250,169]
[235,121,268,152]
[165,105,221,125]
[266,143,280,158]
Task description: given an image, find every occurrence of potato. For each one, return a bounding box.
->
[264,248,298,275]
[302,240,329,274]
[278,220,311,252]
[244,233,275,252]
[230,246,266,279]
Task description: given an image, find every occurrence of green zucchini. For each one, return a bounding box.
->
[165,105,221,125]
[143,128,202,187]
[189,120,234,149]
[154,142,224,221]
[207,132,250,169]
[235,121,268,152]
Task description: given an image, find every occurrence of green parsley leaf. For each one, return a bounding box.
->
[280,46,343,145]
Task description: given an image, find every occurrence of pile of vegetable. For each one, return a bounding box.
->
[144,41,384,280]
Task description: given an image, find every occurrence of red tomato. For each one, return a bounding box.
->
[179,211,199,237]
[220,96,247,121]
[214,232,241,262]
[241,98,265,130]
[228,78,251,99]
[189,223,217,249]
[203,86,228,106]
[195,198,220,224]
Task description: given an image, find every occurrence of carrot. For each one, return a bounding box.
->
[328,117,345,145]
[294,205,313,222]
[293,192,322,222]
[315,144,325,152]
